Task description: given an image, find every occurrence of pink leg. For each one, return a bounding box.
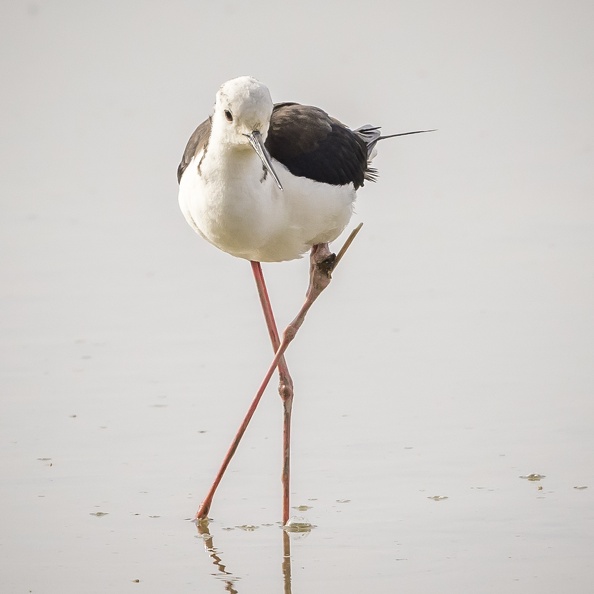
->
[250,261,294,401]
[195,227,361,523]
[250,261,294,523]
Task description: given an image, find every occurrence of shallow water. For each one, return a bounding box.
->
[2,1,594,592]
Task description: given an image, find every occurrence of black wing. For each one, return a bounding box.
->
[265,103,371,189]
[177,117,212,184]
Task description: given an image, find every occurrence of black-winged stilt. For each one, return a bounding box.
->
[177,76,431,523]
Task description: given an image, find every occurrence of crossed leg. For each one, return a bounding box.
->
[194,224,362,523]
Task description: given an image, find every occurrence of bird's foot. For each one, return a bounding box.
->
[194,514,210,527]
[317,252,337,277]
[308,243,334,295]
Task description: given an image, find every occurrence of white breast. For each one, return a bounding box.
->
[178,147,356,262]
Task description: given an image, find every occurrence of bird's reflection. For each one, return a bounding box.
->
[196,520,241,593]
[282,530,292,594]
[196,520,294,594]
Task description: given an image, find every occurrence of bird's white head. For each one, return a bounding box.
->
[215,77,273,140]
[213,76,283,189]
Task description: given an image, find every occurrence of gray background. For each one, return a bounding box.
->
[2,1,593,593]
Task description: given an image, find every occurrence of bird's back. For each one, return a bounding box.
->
[265,103,374,189]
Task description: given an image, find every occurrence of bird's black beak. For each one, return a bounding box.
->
[246,131,283,190]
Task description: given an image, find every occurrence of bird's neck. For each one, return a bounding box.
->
[201,139,268,189]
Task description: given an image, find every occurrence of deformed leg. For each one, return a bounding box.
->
[277,243,334,523]
[195,226,361,523]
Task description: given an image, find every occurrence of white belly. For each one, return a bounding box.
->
[178,149,356,262]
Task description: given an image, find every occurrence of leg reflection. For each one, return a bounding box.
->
[196,520,239,594]
[282,529,292,594]
[196,520,296,594]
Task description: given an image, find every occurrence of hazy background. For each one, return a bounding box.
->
[1,1,593,593]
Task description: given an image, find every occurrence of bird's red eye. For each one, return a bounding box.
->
[224,110,233,122]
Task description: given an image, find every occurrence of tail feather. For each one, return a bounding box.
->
[355,125,382,157]
[355,126,435,184]
[379,129,436,140]
[356,126,435,154]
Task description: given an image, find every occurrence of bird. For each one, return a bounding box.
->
[177,76,431,524]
